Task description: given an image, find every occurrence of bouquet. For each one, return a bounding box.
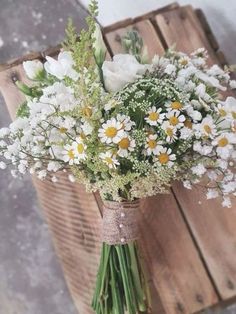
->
[0,1,236,313]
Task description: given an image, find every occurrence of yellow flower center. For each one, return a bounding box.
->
[218,137,229,147]
[148,139,157,149]
[148,112,159,121]
[59,127,67,134]
[232,111,236,119]
[119,137,130,149]
[77,143,84,154]
[219,109,227,117]
[166,128,173,137]
[105,127,118,138]
[204,124,212,134]
[105,157,113,165]
[67,150,75,159]
[80,132,86,140]
[184,119,192,129]
[171,102,183,110]
[169,116,179,126]
[158,153,169,164]
[82,107,92,117]
[180,59,188,66]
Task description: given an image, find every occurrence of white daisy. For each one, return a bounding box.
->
[220,97,236,121]
[194,115,217,138]
[117,114,135,131]
[145,134,163,156]
[117,135,135,157]
[72,137,87,161]
[62,144,76,165]
[156,147,176,167]
[212,133,236,159]
[98,118,124,144]
[100,151,120,169]
[161,121,178,143]
[145,106,165,126]
[166,110,185,128]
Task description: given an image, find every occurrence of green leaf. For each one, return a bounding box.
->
[16,101,30,118]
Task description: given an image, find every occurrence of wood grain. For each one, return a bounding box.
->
[155,6,219,65]
[155,5,236,302]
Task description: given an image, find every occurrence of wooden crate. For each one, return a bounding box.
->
[0,3,236,314]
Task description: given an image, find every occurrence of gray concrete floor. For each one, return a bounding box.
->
[0,0,236,314]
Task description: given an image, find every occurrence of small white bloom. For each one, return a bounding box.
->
[206,189,219,199]
[156,147,176,167]
[100,151,120,169]
[44,51,79,81]
[62,144,76,165]
[68,174,76,183]
[0,127,10,138]
[164,64,176,75]
[194,115,217,138]
[116,114,135,131]
[191,164,206,176]
[230,80,236,89]
[222,196,232,208]
[51,176,58,183]
[183,180,192,190]
[180,127,193,140]
[102,54,149,92]
[145,134,163,156]
[72,137,87,161]
[212,133,236,159]
[145,107,165,126]
[186,107,202,121]
[193,141,213,155]
[162,121,178,143]
[0,161,6,169]
[37,170,47,180]
[23,60,44,79]
[166,110,185,129]
[81,121,94,136]
[98,118,124,144]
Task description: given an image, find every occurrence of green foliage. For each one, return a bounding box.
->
[16,101,30,118]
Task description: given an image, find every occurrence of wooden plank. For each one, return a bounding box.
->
[154,5,236,301]
[155,6,219,65]
[105,20,218,314]
[106,20,165,61]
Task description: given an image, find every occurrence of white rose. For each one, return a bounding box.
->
[23,60,44,79]
[102,54,149,93]
[44,51,79,81]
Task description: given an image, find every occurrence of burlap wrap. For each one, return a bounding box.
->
[102,200,140,245]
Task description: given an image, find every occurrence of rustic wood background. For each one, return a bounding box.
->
[0,3,236,314]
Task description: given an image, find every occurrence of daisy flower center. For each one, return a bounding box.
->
[59,127,67,134]
[171,102,183,110]
[184,120,192,129]
[218,137,229,147]
[204,124,212,134]
[67,149,75,159]
[77,143,84,154]
[169,116,179,126]
[180,59,188,66]
[119,138,130,149]
[105,127,118,138]
[166,128,173,137]
[82,107,93,117]
[148,112,159,121]
[219,109,227,117]
[105,157,113,165]
[158,153,169,164]
[148,139,157,149]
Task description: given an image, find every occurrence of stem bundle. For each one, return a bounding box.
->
[92,241,151,314]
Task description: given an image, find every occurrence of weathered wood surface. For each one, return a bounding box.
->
[0,4,236,314]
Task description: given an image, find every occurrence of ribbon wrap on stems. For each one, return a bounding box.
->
[102,200,140,245]
[92,199,151,314]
